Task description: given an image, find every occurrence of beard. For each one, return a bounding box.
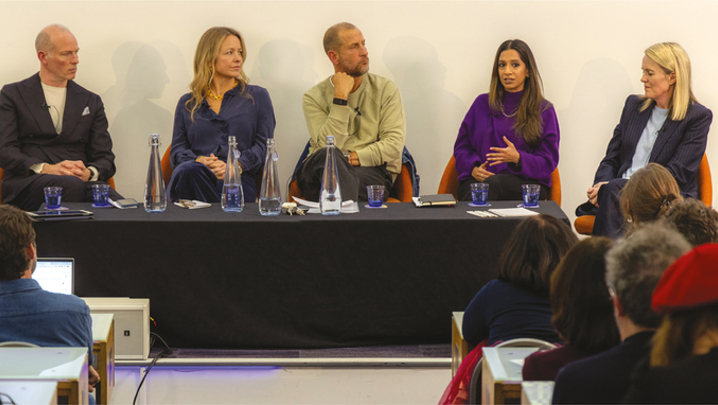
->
[340,57,369,77]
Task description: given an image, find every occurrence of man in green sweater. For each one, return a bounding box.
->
[297,22,406,202]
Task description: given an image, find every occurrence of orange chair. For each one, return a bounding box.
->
[574,153,713,235]
[437,155,562,206]
[288,162,414,203]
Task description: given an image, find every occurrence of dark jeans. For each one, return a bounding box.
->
[296,149,393,202]
[7,174,123,211]
[167,161,257,203]
[457,173,548,201]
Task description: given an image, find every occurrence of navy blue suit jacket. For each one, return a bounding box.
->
[594,95,712,198]
[552,331,654,405]
[0,73,116,203]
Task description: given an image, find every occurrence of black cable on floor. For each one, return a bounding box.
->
[132,332,173,405]
[0,393,17,405]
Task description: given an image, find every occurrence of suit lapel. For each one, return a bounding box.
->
[62,81,87,137]
[650,116,678,162]
[18,73,56,134]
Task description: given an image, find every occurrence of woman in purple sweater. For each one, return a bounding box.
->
[453,39,559,201]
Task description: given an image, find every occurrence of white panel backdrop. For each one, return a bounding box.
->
[1,1,716,227]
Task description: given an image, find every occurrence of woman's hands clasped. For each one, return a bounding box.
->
[197,153,227,180]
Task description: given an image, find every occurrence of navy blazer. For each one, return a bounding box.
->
[552,331,654,405]
[594,95,712,198]
[0,73,116,203]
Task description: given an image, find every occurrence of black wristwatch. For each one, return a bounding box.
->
[333,98,348,106]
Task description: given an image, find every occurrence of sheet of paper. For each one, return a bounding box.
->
[293,196,358,213]
[293,196,355,208]
[488,208,540,217]
[306,201,359,214]
[509,359,525,367]
[174,200,211,209]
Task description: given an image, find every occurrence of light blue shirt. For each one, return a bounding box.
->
[623,106,669,178]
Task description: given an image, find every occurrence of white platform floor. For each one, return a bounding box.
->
[110,365,451,405]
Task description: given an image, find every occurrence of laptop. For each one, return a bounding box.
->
[33,258,75,295]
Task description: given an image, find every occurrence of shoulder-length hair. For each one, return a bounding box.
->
[186,26,250,121]
[641,42,697,121]
[620,163,683,232]
[497,214,578,296]
[488,39,549,149]
[651,303,718,367]
[550,237,620,353]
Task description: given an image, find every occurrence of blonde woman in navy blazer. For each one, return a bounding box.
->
[577,42,712,238]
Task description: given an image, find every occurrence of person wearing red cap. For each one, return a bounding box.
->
[552,223,691,404]
[623,243,718,403]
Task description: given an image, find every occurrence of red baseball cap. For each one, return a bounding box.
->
[652,243,718,313]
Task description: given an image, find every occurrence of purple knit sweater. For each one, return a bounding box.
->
[453,91,560,186]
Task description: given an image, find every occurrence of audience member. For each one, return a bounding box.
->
[168,26,276,203]
[297,22,406,202]
[454,39,559,201]
[623,243,718,403]
[439,215,576,405]
[620,163,682,235]
[576,42,712,239]
[522,237,620,381]
[660,198,718,246]
[462,214,577,347]
[0,205,99,398]
[552,224,691,404]
[0,24,121,210]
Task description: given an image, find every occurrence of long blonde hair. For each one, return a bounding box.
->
[186,27,249,121]
[641,42,697,121]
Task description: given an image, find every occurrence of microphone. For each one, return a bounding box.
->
[41,102,50,109]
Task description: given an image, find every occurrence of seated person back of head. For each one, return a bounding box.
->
[660,198,718,246]
[462,214,578,347]
[623,243,718,404]
[0,204,99,392]
[552,224,691,404]
[522,237,620,381]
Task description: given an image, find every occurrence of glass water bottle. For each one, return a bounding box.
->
[222,136,244,213]
[259,138,282,216]
[320,135,342,215]
[144,133,167,213]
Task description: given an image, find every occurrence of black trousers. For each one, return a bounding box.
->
[296,149,393,202]
[457,173,548,201]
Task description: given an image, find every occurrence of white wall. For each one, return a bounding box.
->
[1,1,716,225]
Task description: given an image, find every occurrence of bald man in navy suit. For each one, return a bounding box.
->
[0,24,122,210]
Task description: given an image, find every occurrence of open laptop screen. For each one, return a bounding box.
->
[33,258,74,295]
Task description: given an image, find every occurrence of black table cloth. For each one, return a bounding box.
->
[34,201,569,349]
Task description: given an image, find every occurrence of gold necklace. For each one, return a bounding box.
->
[206,80,239,101]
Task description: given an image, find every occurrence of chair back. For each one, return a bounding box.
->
[437,156,460,199]
[467,338,556,405]
[161,144,173,187]
[698,153,712,206]
[0,341,40,348]
[548,168,561,207]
